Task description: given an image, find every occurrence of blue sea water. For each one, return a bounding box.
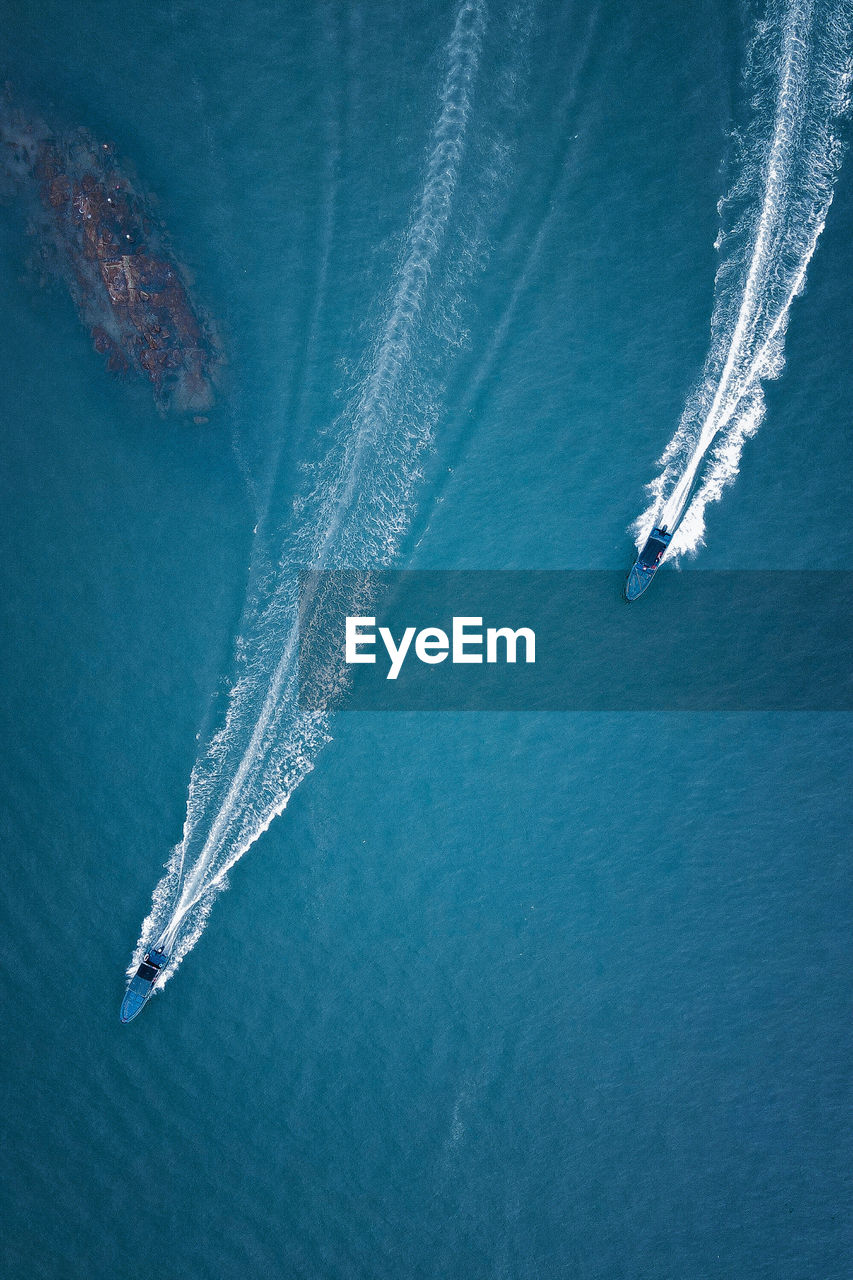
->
[1,1,851,1277]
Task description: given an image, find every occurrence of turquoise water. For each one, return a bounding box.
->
[1,1,851,1276]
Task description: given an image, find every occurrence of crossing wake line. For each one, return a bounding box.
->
[124,0,490,1003]
[632,0,853,560]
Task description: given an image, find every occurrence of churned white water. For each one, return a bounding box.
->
[130,0,490,980]
[633,0,852,559]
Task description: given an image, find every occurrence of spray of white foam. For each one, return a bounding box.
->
[128,0,488,984]
[633,0,852,559]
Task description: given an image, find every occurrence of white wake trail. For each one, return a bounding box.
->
[129,0,488,980]
[633,0,852,559]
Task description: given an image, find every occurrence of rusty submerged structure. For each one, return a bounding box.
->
[1,104,220,414]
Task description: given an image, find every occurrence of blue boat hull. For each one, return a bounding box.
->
[120,948,169,1023]
[625,561,657,601]
[625,525,673,601]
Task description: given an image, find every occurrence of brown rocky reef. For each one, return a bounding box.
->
[1,104,221,414]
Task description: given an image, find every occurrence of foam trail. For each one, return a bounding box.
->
[128,0,488,982]
[255,0,343,541]
[632,0,852,559]
[455,5,598,415]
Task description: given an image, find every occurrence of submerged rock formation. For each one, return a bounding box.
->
[1,102,220,414]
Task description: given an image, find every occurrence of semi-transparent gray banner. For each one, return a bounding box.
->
[296,571,853,711]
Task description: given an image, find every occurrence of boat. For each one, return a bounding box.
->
[120,947,169,1023]
[624,525,673,601]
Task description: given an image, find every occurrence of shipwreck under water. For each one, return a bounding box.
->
[0,101,221,415]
